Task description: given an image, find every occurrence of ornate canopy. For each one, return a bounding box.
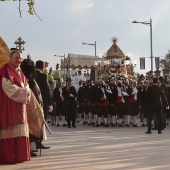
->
[106,38,126,60]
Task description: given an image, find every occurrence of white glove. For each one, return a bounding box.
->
[166,106,169,110]
[106,89,112,94]
[131,91,138,95]
[70,94,74,97]
[122,92,129,96]
[48,105,53,112]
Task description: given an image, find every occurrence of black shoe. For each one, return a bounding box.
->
[132,124,138,127]
[63,123,67,127]
[77,120,80,123]
[72,125,76,128]
[32,149,38,152]
[158,131,162,134]
[119,123,124,127]
[145,131,151,134]
[95,124,100,127]
[91,122,95,126]
[83,122,86,125]
[111,123,115,127]
[57,123,59,127]
[36,144,50,149]
[100,122,105,126]
[31,152,38,157]
[142,124,146,127]
[125,124,130,127]
[105,123,109,127]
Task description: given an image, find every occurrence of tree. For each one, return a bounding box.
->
[160,50,170,69]
[1,0,42,21]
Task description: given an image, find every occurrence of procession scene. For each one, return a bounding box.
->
[1,35,170,169]
[1,1,170,170]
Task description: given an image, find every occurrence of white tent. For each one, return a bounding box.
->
[61,53,101,70]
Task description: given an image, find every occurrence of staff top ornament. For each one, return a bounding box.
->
[111,37,118,44]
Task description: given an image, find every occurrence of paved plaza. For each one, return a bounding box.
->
[1,121,170,170]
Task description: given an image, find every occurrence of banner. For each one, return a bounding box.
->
[140,58,145,69]
[155,57,160,70]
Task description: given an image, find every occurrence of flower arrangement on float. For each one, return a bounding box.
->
[106,72,127,82]
[95,54,137,83]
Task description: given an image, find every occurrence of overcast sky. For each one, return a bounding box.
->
[1,0,170,74]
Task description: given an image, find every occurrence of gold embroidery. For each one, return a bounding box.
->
[26,90,45,138]
[10,88,29,104]
[0,123,29,140]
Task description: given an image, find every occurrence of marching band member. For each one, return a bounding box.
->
[96,81,110,127]
[53,80,67,127]
[82,81,90,124]
[139,80,149,127]
[126,80,138,127]
[114,81,125,127]
[109,81,118,126]
[77,81,86,123]
[87,80,94,125]
[62,78,77,128]
[88,81,98,126]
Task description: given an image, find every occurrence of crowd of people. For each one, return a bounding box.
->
[51,75,170,134]
[0,49,170,164]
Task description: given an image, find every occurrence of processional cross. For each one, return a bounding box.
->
[14,37,26,51]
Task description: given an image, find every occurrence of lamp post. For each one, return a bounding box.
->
[54,54,66,82]
[82,41,97,80]
[132,18,153,71]
[82,41,96,56]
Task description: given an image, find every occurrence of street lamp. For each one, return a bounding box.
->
[82,41,96,56]
[132,18,153,71]
[54,54,66,82]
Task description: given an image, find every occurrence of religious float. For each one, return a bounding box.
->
[61,37,136,82]
[97,37,135,82]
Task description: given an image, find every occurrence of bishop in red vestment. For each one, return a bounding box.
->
[0,50,30,163]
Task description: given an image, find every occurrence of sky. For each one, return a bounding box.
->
[1,0,170,74]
